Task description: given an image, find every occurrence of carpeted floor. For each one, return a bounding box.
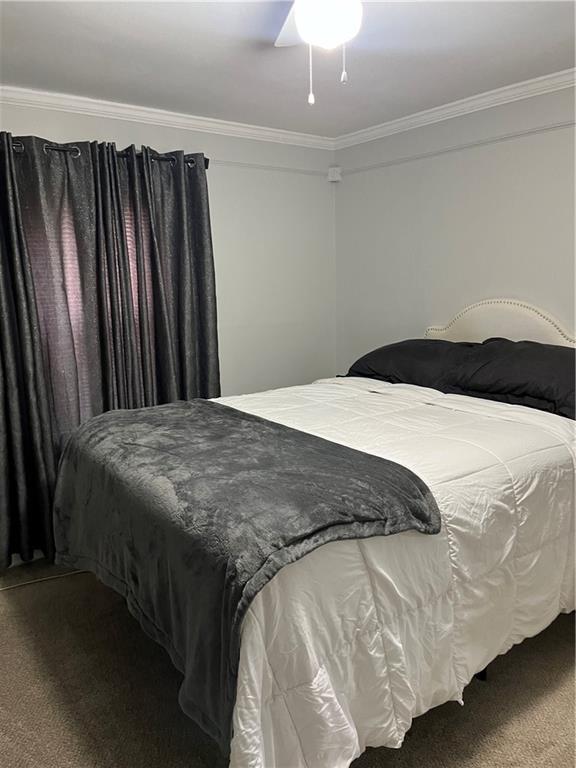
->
[1,562,574,768]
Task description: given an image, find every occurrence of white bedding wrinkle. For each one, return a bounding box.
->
[221,378,575,768]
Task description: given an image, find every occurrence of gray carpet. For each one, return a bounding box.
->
[1,562,574,768]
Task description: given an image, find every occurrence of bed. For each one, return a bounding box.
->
[53,299,575,768]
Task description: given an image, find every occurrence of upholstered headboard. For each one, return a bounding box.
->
[425,299,574,347]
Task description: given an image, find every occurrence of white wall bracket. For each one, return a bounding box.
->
[327,166,342,183]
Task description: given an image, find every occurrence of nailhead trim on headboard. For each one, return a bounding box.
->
[425,298,575,344]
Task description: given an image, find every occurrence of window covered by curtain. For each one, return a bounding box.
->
[0,133,220,569]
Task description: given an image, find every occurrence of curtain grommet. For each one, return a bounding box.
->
[43,143,81,158]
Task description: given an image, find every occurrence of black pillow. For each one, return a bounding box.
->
[347,337,575,419]
[347,338,478,390]
[448,338,575,419]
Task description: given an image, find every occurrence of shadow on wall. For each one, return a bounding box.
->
[0,563,574,768]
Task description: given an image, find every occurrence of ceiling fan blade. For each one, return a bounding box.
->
[274,3,300,47]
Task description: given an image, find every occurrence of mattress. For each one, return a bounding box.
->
[220,377,575,768]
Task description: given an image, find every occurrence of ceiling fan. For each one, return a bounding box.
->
[274,0,364,104]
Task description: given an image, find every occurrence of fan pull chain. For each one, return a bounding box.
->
[308,44,315,105]
[341,44,348,84]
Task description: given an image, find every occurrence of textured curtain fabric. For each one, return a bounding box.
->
[0,133,220,569]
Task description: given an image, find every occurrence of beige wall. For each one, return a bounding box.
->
[334,89,575,370]
[0,102,337,396]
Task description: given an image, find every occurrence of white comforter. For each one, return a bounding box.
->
[220,378,575,768]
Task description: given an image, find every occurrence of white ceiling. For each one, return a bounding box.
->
[0,1,574,138]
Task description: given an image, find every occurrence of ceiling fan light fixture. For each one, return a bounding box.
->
[294,0,363,51]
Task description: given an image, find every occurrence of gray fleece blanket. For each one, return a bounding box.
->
[53,399,441,752]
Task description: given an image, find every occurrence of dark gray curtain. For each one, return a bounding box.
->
[0,133,220,569]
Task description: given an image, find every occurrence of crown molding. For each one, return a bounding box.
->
[1,68,574,153]
[333,68,576,150]
[342,121,575,176]
[0,85,335,151]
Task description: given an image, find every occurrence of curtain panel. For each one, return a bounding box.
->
[0,133,220,569]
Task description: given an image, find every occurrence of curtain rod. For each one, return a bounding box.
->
[11,140,209,169]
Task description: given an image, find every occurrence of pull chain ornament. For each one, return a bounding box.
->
[308,44,315,105]
[341,44,348,84]
[306,43,351,104]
